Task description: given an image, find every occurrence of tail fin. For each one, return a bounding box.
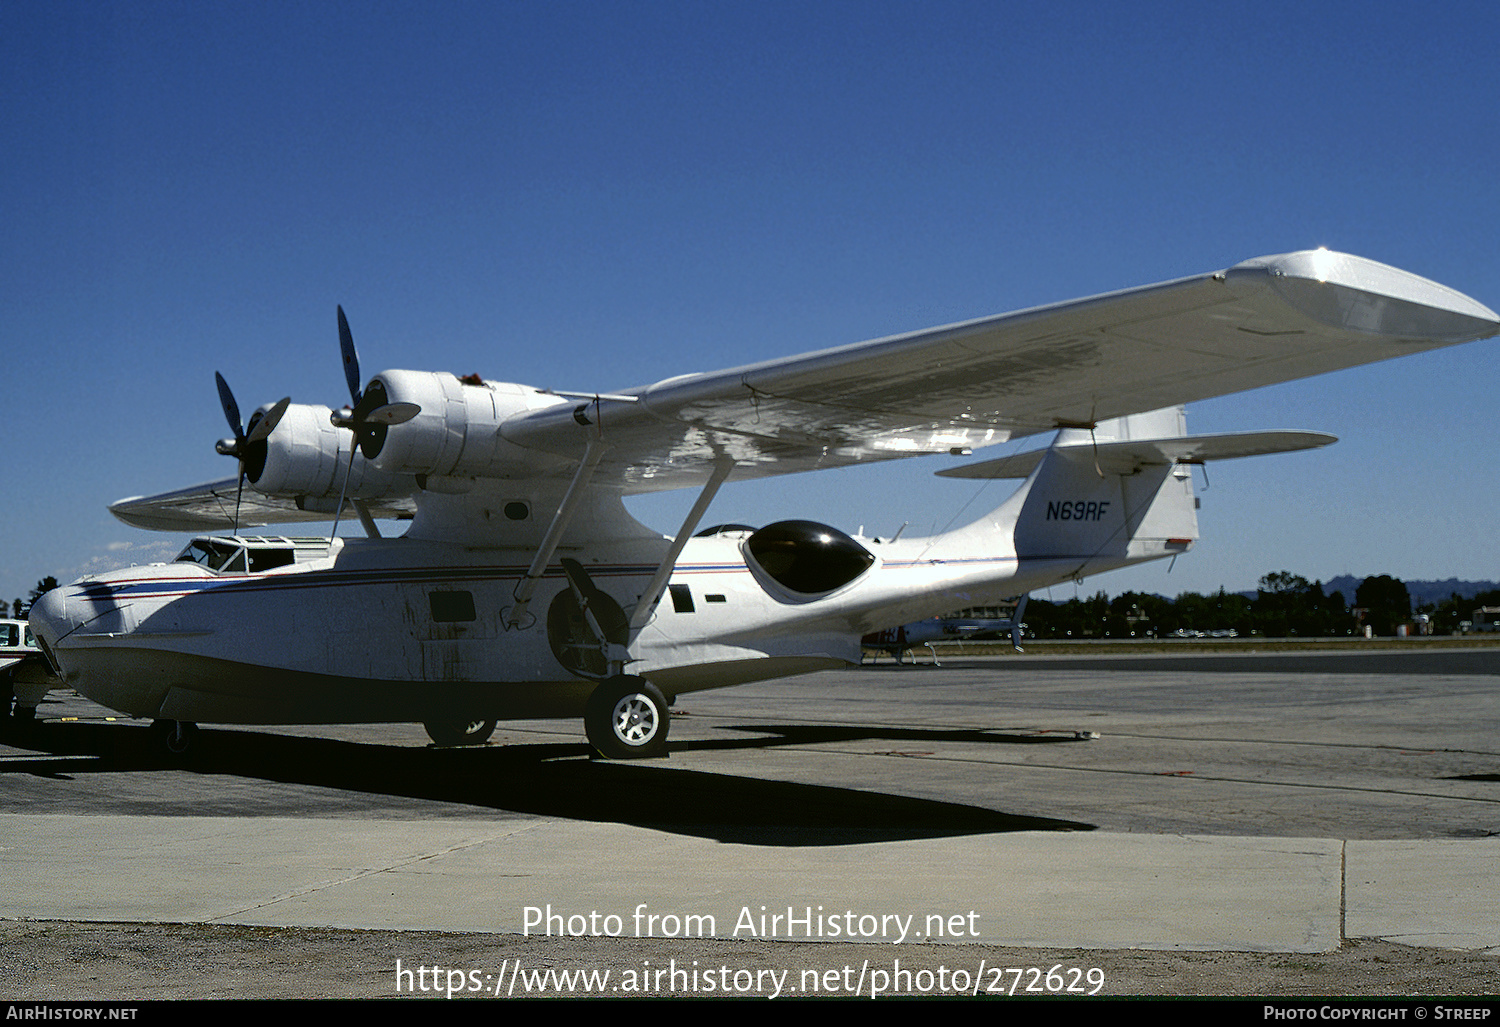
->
[937,406,1334,579]
[1015,406,1198,569]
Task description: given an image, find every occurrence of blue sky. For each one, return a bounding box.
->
[4,1,1498,608]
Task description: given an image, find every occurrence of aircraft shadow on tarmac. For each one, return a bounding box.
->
[0,719,1094,847]
[707,724,1091,749]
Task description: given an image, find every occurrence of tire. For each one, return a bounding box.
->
[150,719,198,756]
[423,718,497,747]
[585,675,669,759]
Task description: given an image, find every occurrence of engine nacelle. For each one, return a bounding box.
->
[250,403,418,500]
[363,371,566,480]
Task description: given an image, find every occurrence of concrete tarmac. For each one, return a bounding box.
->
[3,646,1498,966]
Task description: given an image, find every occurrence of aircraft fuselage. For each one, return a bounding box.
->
[30,527,1148,726]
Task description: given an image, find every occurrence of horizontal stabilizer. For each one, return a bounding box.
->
[937,430,1337,479]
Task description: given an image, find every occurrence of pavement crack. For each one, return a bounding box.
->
[207,831,519,922]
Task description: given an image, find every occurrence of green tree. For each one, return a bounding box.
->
[1251,572,1352,637]
[19,577,58,619]
[1355,575,1410,636]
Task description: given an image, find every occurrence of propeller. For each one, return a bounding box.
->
[327,306,420,538]
[330,305,420,456]
[213,373,291,533]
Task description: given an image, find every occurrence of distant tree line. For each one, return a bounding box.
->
[1022,572,1432,639]
[2,577,59,620]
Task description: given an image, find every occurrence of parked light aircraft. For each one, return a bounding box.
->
[0,619,56,721]
[863,599,1029,664]
[28,251,1500,757]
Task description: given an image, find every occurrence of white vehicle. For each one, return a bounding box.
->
[1,619,58,721]
[28,251,1499,757]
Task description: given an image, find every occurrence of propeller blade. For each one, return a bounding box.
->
[246,397,291,445]
[337,305,362,407]
[215,372,244,444]
[329,430,362,540]
[364,401,420,426]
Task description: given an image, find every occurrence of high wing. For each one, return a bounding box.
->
[109,478,416,532]
[498,250,1498,491]
[110,250,1499,531]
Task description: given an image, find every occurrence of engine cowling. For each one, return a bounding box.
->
[250,402,418,500]
[362,371,566,480]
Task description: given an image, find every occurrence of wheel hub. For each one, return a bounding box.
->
[613,695,657,744]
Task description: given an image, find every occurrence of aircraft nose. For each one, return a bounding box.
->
[25,586,73,676]
[27,587,68,642]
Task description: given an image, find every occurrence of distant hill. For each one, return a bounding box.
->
[1323,576,1500,608]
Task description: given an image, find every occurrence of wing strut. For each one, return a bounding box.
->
[506,437,610,628]
[628,456,735,632]
[353,500,382,539]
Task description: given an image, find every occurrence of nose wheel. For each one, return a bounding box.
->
[585,675,669,759]
[423,718,497,747]
[150,719,198,756]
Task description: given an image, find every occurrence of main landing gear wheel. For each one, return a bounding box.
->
[585,675,669,760]
[150,719,198,756]
[423,718,497,747]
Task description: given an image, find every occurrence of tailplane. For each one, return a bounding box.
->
[937,406,1334,578]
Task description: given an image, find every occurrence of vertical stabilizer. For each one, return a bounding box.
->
[1016,406,1197,566]
[941,406,1198,579]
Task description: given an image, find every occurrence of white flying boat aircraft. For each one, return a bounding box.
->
[28,251,1500,757]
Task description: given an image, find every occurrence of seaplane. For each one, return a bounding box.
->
[27,250,1499,758]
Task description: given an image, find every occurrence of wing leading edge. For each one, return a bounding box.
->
[498,250,1498,491]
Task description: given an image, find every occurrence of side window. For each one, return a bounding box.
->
[669,584,695,613]
[429,591,477,623]
[248,549,295,573]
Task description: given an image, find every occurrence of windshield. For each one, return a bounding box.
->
[175,540,245,572]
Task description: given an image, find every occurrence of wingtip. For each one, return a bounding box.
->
[1229,249,1499,342]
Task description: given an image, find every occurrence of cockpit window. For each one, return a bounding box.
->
[176,540,243,571]
[174,539,294,574]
